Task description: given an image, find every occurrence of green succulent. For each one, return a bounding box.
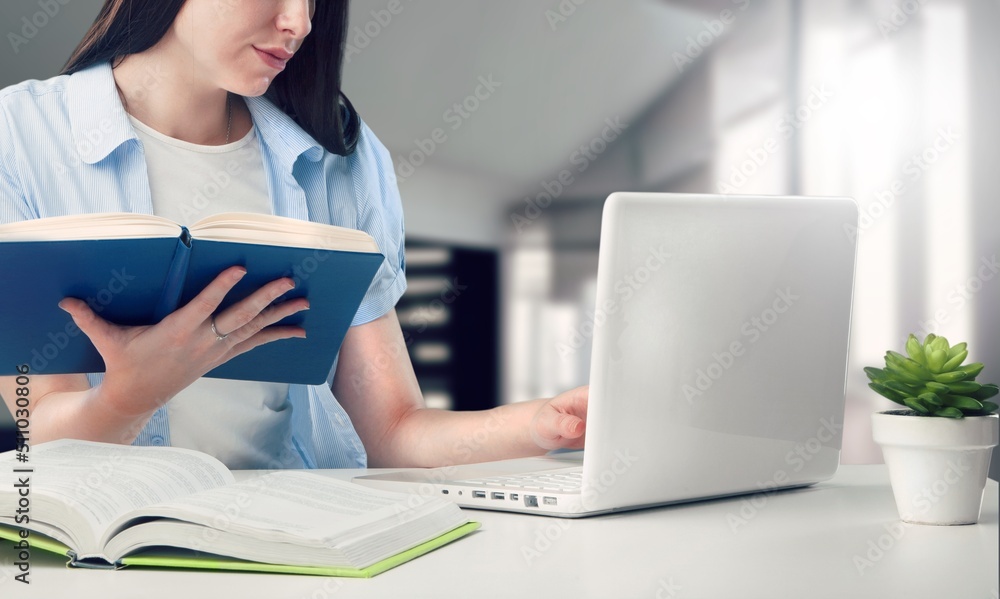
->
[865,333,999,418]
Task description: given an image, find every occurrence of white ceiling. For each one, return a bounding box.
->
[343,0,708,192]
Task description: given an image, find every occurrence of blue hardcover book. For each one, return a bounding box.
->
[0,213,384,384]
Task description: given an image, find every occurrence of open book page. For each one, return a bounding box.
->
[105,472,463,551]
[189,212,379,252]
[102,504,468,568]
[0,441,234,557]
[0,212,181,240]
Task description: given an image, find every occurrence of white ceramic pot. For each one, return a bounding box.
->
[871,411,999,525]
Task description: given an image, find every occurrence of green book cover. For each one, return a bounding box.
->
[0,524,73,557]
[0,521,480,578]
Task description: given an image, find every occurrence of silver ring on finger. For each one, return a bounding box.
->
[210,316,230,342]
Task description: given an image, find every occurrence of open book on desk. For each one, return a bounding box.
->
[0,440,478,577]
[0,212,385,384]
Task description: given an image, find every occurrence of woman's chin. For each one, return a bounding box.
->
[231,75,272,97]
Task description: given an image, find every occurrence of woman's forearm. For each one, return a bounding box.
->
[368,399,549,468]
[26,386,156,446]
[332,312,589,469]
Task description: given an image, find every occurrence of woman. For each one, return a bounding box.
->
[0,0,587,469]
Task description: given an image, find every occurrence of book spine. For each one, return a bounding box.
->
[66,550,119,570]
[153,228,193,322]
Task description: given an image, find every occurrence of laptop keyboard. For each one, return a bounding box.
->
[454,469,583,493]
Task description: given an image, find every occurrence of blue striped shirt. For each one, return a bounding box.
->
[0,61,407,468]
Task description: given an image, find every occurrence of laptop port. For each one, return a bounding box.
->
[524,495,538,507]
[472,490,486,499]
[543,496,558,506]
[491,492,505,500]
[511,493,519,501]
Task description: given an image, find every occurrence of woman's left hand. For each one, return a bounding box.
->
[529,385,589,451]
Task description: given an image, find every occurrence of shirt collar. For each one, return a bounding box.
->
[67,61,325,169]
[66,61,134,165]
[244,95,325,168]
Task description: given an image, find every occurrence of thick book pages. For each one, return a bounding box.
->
[0,441,478,577]
[0,213,385,384]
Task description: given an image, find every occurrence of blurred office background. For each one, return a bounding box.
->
[0,0,997,479]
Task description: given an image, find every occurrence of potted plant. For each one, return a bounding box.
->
[866,333,999,525]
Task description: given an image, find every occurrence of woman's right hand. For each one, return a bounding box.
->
[57,265,309,420]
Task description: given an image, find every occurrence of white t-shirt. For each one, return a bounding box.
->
[129,113,300,469]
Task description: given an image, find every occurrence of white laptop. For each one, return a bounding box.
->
[353,192,859,517]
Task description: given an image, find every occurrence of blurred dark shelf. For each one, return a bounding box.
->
[400,239,499,411]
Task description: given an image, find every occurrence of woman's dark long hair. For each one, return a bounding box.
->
[61,0,359,155]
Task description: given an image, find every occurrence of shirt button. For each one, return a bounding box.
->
[151,435,165,446]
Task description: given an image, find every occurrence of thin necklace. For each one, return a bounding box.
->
[225,93,233,144]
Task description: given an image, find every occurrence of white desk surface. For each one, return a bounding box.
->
[3,465,997,599]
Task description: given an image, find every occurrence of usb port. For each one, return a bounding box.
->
[543,496,558,506]
[472,490,486,499]
[491,492,505,500]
